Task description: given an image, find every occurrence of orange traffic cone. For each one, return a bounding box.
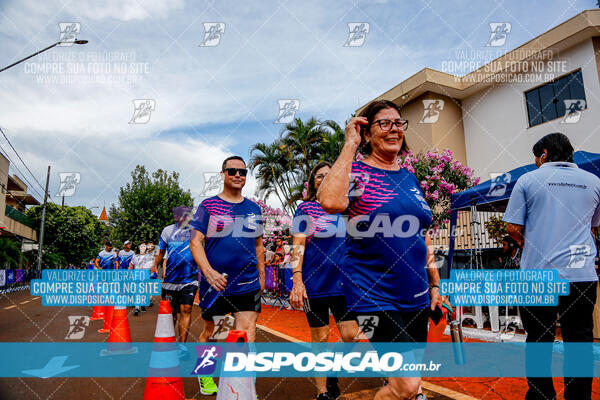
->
[225,330,248,343]
[90,305,105,321]
[143,300,187,400]
[216,330,256,400]
[98,306,114,333]
[427,305,449,343]
[100,306,138,356]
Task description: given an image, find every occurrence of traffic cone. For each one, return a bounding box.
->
[100,306,138,356]
[90,305,105,321]
[427,305,449,343]
[216,330,256,400]
[98,306,114,333]
[143,300,187,400]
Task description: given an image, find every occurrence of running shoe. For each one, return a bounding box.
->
[416,394,428,400]
[326,377,340,399]
[198,376,218,395]
[140,306,147,312]
[316,393,334,400]
[133,308,139,316]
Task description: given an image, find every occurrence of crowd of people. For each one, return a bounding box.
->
[78,100,599,400]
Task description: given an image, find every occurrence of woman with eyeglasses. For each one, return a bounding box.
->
[289,160,359,400]
[318,100,442,400]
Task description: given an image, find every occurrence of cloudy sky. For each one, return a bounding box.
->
[0,0,594,214]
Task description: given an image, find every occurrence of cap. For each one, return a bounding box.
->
[123,240,131,245]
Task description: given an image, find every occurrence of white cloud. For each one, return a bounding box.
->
[70,0,185,22]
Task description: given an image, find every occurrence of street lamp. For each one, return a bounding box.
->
[0,39,88,73]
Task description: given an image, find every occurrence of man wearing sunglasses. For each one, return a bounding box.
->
[190,155,265,396]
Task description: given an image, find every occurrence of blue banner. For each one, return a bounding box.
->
[439,269,570,306]
[31,269,160,306]
[0,343,598,378]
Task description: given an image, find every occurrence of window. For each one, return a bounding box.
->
[525,69,586,127]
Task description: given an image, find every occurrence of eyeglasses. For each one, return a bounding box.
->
[223,168,248,177]
[371,119,409,131]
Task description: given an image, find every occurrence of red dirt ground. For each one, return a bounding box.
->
[257,305,600,400]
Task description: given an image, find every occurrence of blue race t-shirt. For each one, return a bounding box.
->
[503,161,600,282]
[88,260,95,270]
[118,250,135,270]
[96,250,117,270]
[158,223,198,287]
[342,161,433,313]
[292,201,345,298]
[191,196,263,296]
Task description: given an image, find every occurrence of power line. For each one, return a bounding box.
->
[0,143,47,202]
[0,127,47,194]
[0,128,55,204]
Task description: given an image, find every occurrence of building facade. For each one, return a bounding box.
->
[0,152,39,243]
[359,10,600,181]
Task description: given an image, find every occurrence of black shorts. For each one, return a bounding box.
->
[356,307,429,343]
[161,284,198,313]
[304,295,356,328]
[201,290,261,321]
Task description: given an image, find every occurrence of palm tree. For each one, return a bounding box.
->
[251,117,349,214]
[249,141,289,211]
[0,238,21,268]
[318,120,345,163]
[281,117,325,180]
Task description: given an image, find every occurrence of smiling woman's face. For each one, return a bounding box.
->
[365,107,404,157]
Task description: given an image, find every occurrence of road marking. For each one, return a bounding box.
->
[421,382,480,400]
[4,305,17,309]
[19,300,31,304]
[32,297,40,300]
[256,324,301,343]
[255,324,480,400]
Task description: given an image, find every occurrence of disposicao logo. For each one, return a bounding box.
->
[192,345,222,375]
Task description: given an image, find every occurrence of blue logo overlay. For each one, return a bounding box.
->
[31,270,161,306]
[192,345,222,375]
[1,343,599,378]
[439,269,570,306]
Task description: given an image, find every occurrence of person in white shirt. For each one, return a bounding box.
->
[130,243,155,315]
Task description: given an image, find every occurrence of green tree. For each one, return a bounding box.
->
[26,204,106,266]
[250,117,346,213]
[0,237,21,268]
[108,165,193,247]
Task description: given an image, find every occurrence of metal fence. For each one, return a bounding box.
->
[5,205,36,229]
[431,210,504,250]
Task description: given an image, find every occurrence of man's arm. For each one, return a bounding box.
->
[115,258,119,270]
[506,223,524,247]
[94,258,100,270]
[255,236,266,291]
[190,229,227,291]
[153,249,166,277]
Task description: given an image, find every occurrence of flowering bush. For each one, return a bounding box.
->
[398,149,479,228]
[250,198,292,247]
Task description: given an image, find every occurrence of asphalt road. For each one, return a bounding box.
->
[0,289,452,400]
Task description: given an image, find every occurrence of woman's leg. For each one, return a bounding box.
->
[310,325,330,395]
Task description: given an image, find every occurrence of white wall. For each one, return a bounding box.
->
[462,39,600,181]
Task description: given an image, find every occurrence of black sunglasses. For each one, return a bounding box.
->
[223,168,248,177]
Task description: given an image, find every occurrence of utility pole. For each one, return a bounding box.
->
[37,166,50,270]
